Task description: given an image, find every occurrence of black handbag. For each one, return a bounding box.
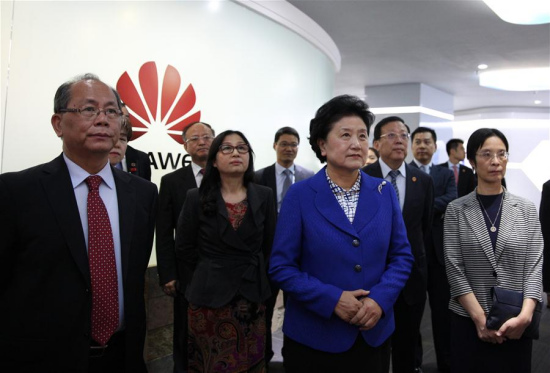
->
[486,286,542,339]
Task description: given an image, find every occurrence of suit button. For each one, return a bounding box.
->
[352,239,360,247]
[354,265,362,273]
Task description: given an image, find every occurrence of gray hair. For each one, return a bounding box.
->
[53,73,121,113]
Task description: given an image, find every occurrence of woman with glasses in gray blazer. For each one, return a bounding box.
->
[444,128,543,373]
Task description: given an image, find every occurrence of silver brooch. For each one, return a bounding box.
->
[378,181,387,194]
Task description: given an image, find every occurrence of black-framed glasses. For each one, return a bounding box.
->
[186,135,214,143]
[219,144,250,155]
[380,132,410,141]
[58,106,122,120]
[476,150,509,162]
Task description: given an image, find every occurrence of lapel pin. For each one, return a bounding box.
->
[412,176,417,182]
[378,181,386,194]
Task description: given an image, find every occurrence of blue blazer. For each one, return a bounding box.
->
[269,168,413,352]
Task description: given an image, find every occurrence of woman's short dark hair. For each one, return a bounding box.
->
[309,95,375,163]
[466,128,509,166]
[199,130,255,215]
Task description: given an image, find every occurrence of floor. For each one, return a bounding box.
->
[268,297,550,373]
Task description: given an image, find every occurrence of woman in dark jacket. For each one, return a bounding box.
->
[176,130,276,372]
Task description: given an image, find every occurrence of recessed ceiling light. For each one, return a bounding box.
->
[478,64,488,70]
[208,1,221,12]
[534,100,542,104]
[479,67,550,91]
[483,0,550,25]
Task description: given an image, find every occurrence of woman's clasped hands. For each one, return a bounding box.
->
[334,289,383,330]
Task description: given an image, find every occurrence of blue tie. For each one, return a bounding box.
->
[115,162,123,170]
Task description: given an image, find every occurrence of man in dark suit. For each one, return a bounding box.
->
[109,104,151,181]
[362,116,433,373]
[255,126,315,213]
[254,126,314,363]
[0,74,157,372]
[410,127,457,373]
[540,180,550,307]
[155,121,215,373]
[440,138,476,197]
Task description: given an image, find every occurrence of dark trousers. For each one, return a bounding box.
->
[89,331,126,373]
[283,334,390,373]
[173,293,189,373]
[264,285,279,363]
[415,258,451,371]
[391,293,426,373]
[450,312,532,373]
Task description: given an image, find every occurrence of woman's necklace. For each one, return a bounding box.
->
[477,193,504,233]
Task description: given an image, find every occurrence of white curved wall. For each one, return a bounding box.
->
[1,0,336,178]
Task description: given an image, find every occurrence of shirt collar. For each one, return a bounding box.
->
[275,162,295,175]
[63,153,115,190]
[379,158,407,178]
[413,158,432,170]
[325,167,361,193]
[191,162,204,177]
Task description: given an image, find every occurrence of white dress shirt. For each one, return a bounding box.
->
[378,158,407,210]
[64,154,125,329]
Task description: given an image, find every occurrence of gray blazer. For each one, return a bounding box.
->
[444,190,543,318]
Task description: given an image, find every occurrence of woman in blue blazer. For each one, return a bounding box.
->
[269,95,414,373]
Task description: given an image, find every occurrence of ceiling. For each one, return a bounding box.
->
[288,0,550,113]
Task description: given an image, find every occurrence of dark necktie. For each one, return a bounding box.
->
[453,164,459,185]
[281,169,292,201]
[86,175,119,346]
[389,170,401,205]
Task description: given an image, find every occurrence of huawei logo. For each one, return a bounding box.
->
[116,62,201,144]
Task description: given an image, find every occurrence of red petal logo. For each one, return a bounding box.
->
[116,62,201,144]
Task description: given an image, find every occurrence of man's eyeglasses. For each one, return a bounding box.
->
[186,135,214,143]
[219,144,250,155]
[476,150,509,162]
[380,132,410,141]
[58,106,122,120]
[278,142,299,149]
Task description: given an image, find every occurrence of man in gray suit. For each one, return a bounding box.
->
[410,127,457,373]
[254,126,314,363]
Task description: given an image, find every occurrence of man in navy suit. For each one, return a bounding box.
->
[410,127,457,373]
[254,126,314,362]
[363,117,433,373]
[439,139,475,197]
[155,121,215,373]
[0,74,157,372]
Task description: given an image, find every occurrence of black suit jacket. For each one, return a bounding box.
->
[438,162,475,198]
[125,145,152,181]
[254,163,315,209]
[175,184,276,307]
[0,155,157,372]
[540,180,550,292]
[410,162,457,265]
[155,165,198,286]
[362,162,434,305]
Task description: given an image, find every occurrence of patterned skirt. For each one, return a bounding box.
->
[188,296,266,373]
